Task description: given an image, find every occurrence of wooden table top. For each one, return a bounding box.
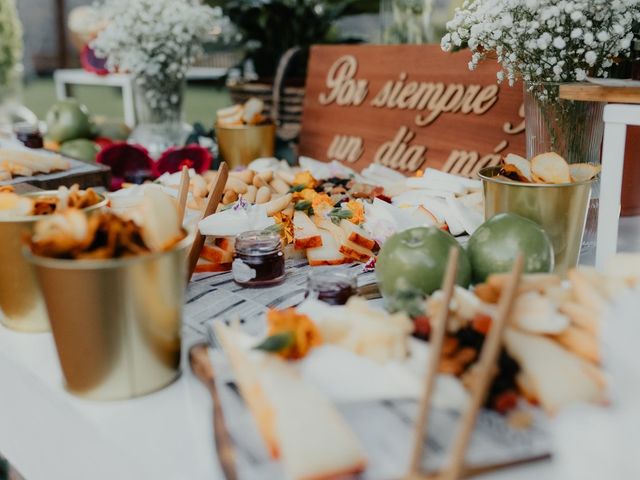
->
[559,83,640,103]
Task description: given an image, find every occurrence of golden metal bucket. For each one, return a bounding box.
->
[479,166,594,276]
[215,123,276,169]
[25,233,192,400]
[0,192,107,332]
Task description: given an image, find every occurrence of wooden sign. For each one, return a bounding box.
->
[299,45,525,178]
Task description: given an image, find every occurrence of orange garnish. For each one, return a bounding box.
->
[311,193,333,211]
[272,212,294,245]
[345,199,365,224]
[293,171,317,189]
[265,308,322,360]
[293,188,317,202]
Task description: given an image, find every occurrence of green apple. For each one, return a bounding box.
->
[376,227,471,301]
[92,116,131,141]
[45,99,92,143]
[60,139,100,164]
[467,213,554,283]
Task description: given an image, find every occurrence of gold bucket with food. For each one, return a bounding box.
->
[479,152,599,275]
[24,187,191,400]
[215,98,276,169]
[0,185,107,332]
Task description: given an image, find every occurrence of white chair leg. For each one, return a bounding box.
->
[53,71,68,100]
[122,79,137,128]
[596,120,627,269]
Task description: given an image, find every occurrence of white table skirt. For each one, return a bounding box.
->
[0,322,552,480]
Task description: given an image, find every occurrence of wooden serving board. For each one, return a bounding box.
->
[0,145,111,190]
[183,262,552,480]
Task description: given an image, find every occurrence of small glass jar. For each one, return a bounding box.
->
[14,123,43,149]
[232,230,285,287]
[305,269,357,306]
[123,169,155,185]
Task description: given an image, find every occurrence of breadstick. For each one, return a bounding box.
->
[265,193,292,216]
[244,185,257,203]
[275,170,295,185]
[256,186,271,204]
[230,169,254,184]
[225,177,248,194]
[222,190,238,205]
[270,178,289,194]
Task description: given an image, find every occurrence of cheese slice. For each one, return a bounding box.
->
[215,323,367,480]
[293,210,322,249]
[306,229,346,266]
[504,328,606,414]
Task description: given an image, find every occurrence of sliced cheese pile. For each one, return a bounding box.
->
[215,323,367,480]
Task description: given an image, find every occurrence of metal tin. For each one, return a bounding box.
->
[215,122,276,169]
[0,192,107,332]
[479,166,594,276]
[24,233,193,400]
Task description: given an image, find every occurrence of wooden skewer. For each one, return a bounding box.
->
[408,246,460,476]
[177,165,190,224]
[189,343,238,480]
[441,254,524,480]
[187,162,229,280]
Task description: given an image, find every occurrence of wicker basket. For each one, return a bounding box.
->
[228,48,305,143]
[194,45,245,70]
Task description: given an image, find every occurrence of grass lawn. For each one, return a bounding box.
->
[22,76,232,127]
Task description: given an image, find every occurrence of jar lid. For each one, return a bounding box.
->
[235,230,281,256]
[13,122,40,135]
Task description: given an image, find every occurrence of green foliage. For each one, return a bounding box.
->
[0,0,22,86]
[254,331,295,352]
[225,0,359,78]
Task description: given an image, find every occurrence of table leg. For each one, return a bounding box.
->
[122,80,137,129]
[596,119,627,269]
[53,73,68,100]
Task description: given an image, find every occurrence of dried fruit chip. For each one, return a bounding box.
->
[503,153,533,182]
[531,152,571,184]
[500,164,527,182]
[569,163,601,182]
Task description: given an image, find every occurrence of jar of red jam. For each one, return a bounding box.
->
[14,123,43,149]
[232,230,285,287]
[305,269,356,305]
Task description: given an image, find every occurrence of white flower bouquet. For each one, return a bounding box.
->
[0,0,22,88]
[442,0,640,92]
[92,0,217,119]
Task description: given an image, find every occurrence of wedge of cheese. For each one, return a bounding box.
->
[306,229,347,266]
[314,216,374,263]
[504,328,606,414]
[339,219,376,251]
[215,323,367,480]
[293,210,322,249]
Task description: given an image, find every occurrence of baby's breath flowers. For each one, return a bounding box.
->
[0,0,22,88]
[442,0,640,98]
[91,0,218,119]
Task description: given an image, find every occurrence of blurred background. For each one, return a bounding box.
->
[16,0,461,126]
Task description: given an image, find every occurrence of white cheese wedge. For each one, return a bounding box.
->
[293,210,322,249]
[306,229,346,266]
[215,323,367,480]
[504,328,606,414]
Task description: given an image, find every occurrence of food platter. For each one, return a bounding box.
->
[0,142,110,190]
[183,261,553,479]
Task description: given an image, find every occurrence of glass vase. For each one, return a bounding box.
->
[524,82,605,260]
[0,64,38,133]
[129,77,189,159]
[380,0,434,44]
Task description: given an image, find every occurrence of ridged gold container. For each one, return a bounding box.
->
[0,192,107,332]
[25,234,192,400]
[215,123,276,169]
[479,166,594,276]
